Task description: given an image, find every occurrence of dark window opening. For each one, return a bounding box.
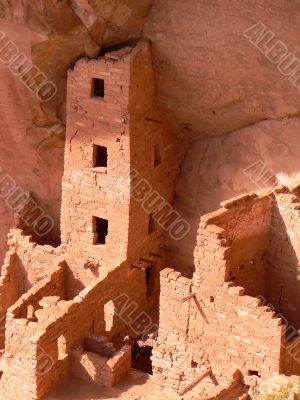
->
[153,144,162,167]
[148,213,156,234]
[132,344,153,375]
[248,370,260,377]
[191,360,198,368]
[209,296,215,303]
[146,266,156,297]
[93,217,108,244]
[92,78,105,98]
[93,145,107,168]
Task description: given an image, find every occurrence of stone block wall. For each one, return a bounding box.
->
[266,186,300,329]
[194,192,272,298]
[0,260,148,399]
[5,228,62,289]
[0,228,64,349]
[283,334,300,377]
[61,41,182,284]
[0,251,19,348]
[152,267,284,399]
[0,261,66,400]
[153,190,299,398]
[61,48,132,268]
[71,344,131,387]
[7,261,66,322]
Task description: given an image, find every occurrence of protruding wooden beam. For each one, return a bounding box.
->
[179,369,212,396]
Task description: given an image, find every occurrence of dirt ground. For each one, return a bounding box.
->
[46,369,179,400]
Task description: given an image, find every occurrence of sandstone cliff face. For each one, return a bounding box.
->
[1,0,300,271]
[0,0,152,259]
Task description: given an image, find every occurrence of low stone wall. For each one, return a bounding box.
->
[152,267,284,398]
[0,261,66,400]
[71,344,131,387]
[4,261,66,357]
[0,260,148,399]
[194,192,272,297]
[152,185,300,398]
[6,228,62,288]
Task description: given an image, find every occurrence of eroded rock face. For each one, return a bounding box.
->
[169,118,300,275]
[0,0,153,259]
[145,0,300,141]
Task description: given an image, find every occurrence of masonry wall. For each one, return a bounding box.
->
[194,192,272,298]
[126,42,182,265]
[283,334,300,377]
[0,262,66,400]
[153,192,288,398]
[0,260,149,399]
[0,251,18,348]
[266,186,300,329]
[61,50,132,272]
[71,345,131,387]
[0,229,63,349]
[153,267,284,398]
[60,42,182,287]
[6,229,62,288]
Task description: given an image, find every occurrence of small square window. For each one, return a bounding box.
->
[92,78,105,98]
[93,145,107,168]
[153,144,162,167]
[93,217,108,244]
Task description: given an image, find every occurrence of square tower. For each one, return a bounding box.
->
[61,41,181,271]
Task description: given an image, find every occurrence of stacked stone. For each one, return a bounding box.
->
[72,344,131,387]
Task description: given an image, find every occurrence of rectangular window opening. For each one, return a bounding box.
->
[153,144,162,167]
[93,145,107,168]
[146,266,156,297]
[92,78,105,98]
[248,370,260,377]
[93,217,108,245]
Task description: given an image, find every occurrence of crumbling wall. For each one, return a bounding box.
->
[6,228,62,287]
[266,186,300,329]
[0,251,18,348]
[0,229,63,349]
[0,260,148,399]
[194,192,272,297]
[7,262,66,322]
[153,267,284,398]
[0,261,66,400]
[71,345,131,387]
[153,192,289,398]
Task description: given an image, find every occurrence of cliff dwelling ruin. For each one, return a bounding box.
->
[2,1,300,399]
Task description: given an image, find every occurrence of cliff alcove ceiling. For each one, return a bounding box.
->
[1,1,300,264]
[1,1,300,399]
